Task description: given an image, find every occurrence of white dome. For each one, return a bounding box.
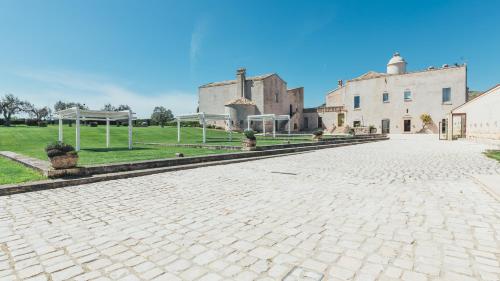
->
[387,52,407,74]
[388,52,406,65]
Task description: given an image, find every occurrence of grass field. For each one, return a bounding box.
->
[0,157,45,184]
[485,150,500,162]
[0,125,315,166]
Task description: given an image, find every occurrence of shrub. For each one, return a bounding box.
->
[312,129,324,136]
[45,142,76,158]
[90,122,98,127]
[38,121,48,127]
[243,129,256,140]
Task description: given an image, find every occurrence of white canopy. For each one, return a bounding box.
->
[247,114,291,137]
[175,112,232,143]
[56,107,135,151]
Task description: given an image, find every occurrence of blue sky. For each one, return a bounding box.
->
[0,0,498,117]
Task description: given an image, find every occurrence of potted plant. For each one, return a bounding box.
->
[369,125,377,134]
[242,129,257,151]
[45,142,79,169]
[312,128,324,141]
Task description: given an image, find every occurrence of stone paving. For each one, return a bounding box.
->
[0,135,499,281]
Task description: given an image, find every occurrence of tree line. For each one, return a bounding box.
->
[0,94,175,127]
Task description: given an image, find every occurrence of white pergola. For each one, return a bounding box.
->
[247,114,291,138]
[175,112,232,143]
[55,107,135,151]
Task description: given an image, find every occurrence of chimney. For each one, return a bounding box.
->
[236,68,246,98]
[338,80,343,88]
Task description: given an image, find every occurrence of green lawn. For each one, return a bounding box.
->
[0,125,316,166]
[0,125,236,166]
[485,150,500,162]
[0,157,45,185]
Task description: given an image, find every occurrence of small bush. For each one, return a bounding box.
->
[90,122,98,127]
[45,142,76,158]
[244,129,256,140]
[312,129,324,136]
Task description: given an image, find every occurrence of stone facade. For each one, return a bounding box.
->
[198,68,304,132]
[309,53,468,134]
[451,84,500,145]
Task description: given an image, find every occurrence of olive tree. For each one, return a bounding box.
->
[0,94,27,126]
[151,106,173,127]
[420,113,433,130]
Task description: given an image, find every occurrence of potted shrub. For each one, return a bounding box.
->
[369,125,377,134]
[45,142,79,169]
[242,129,257,151]
[312,129,324,141]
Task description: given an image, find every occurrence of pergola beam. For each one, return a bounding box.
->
[55,107,135,151]
[175,112,232,144]
[246,114,291,138]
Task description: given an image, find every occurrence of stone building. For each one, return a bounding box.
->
[304,53,467,134]
[450,84,500,145]
[198,68,304,131]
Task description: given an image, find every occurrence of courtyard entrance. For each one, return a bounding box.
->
[404,119,411,132]
[381,119,390,134]
[452,113,467,139]
[337,113,345,127]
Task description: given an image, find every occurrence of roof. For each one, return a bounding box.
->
[56,107,134,121]
[452,84,500,113]
[350,71,387,81]
[199,73,276,88]
[225,98,256,106]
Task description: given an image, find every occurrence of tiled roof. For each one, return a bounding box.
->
[200,73,275,88]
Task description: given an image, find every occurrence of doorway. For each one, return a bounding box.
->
[317,117,323,128]
[404,119,411,132]
[337,113,345,127]
[381,119,390,134]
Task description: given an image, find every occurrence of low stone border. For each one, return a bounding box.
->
[0,136,388,195]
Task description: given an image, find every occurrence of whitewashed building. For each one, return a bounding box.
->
[450,84,500,145]
[304,53,468,134]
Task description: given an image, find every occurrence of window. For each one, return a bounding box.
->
[354,96,360,109]
[383,92,389,103]
[442,88,451,103]
[275,92,279,103]
[353,121,361,127]
[318,117,323,128]
[404,90,412,101]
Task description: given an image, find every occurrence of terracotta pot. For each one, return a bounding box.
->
[242,138,257,151]
[370,128,377,134]
[49,154,79,169]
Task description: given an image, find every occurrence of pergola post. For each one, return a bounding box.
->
[263,120,266,136]
[247,117,250,131]
[58,118,63,142]
[288,116,291,135]
[202,113,206,143]
[75,107,81,151]
[106,117,110,148]
[272,117,276,138]
[177,119,181,143]
[228,118,232,141]
[128,110,132,149]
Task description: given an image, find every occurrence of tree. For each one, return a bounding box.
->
[102,103,116,111]
[54,101,88,112]
[420,114,432,130]
[25,103,51,123]
[0,94,27,126]
[116,104,130,111]
[151,106,173,127]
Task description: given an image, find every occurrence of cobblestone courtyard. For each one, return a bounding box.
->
[1,135,499,281]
